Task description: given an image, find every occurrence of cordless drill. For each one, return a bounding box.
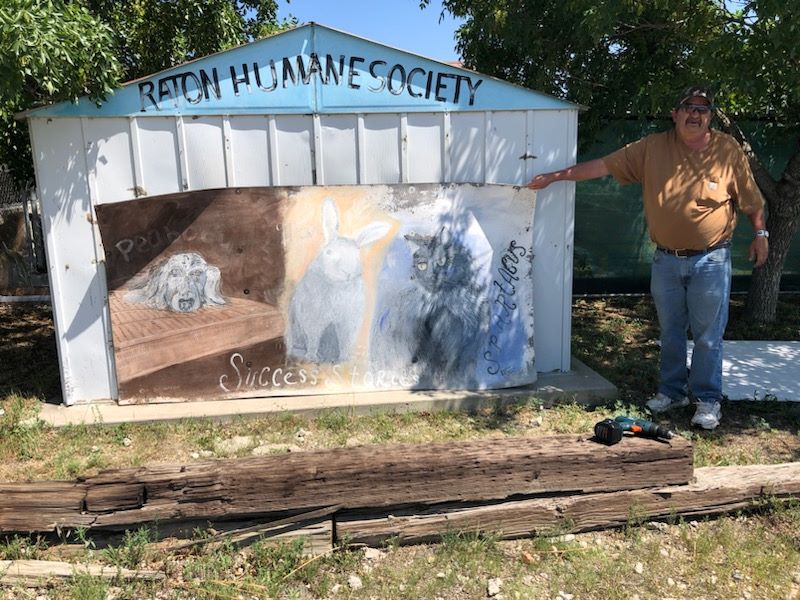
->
[594,415,675,445]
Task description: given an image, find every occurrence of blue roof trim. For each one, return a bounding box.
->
[23,23,576,118]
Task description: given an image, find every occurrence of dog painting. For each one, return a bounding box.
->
[124,252,225,313]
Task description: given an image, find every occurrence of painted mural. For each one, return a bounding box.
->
[96,184,536,403]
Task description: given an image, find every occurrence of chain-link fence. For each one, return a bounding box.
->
[0,166,17,207]
[1,165,47,292]
[573,119,800,294]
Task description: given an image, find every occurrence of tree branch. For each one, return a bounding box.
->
[617,20,688,34]
[715,108,778,204]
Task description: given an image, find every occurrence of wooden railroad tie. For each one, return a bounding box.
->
[1,434,798,547]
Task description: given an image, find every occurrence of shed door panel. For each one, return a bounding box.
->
[319,115,358,185]
[137,117,182,197]
[406,113,443,183]
[486,112,526,184]
[449,113,486,183]
[183,117,227,190]
[84,118,136,205]
[228,116,271,187]
[363,115,401,184]
[273,115,314,185]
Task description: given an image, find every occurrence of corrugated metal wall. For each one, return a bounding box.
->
[31,108,577,404]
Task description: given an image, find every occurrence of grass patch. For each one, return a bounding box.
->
[62,573,110,600]
[104,526,154,570]
[0,534,47,560]
[182,538,238,585]
[2,295,799,482]
[0,393,46,461]
[2,296,800,598]
[249,537,309,589]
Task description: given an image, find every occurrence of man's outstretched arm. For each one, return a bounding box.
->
[527,158,611,190]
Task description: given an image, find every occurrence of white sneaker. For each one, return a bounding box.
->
[691,402,722,430]
[646,392,690,413]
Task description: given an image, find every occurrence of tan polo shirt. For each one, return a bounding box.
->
[602,129,764,250]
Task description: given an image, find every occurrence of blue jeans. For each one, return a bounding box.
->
[650,245,731,404]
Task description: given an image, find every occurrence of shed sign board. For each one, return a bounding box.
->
[95,184,536,403]
[25,24,574,118]
[139,53,483,112]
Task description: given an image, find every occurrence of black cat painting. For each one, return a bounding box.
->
[370,224,490,388]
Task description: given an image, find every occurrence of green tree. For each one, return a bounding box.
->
[425,0,800,321]
[83,0,287,81]
[0,0,289,185]
[0,0,121,183]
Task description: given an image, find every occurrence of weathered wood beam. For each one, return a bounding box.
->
[0,560,165,587]
[0,435,692,533]
[167,505,339,554]
[0,482,95,532]
[336,462,800,546]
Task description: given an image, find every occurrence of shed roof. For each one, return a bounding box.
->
[24,23,576,118]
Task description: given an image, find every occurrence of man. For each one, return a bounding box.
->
[528,86,768,430]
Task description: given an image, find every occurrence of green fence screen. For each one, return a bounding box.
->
[573,119,800,294]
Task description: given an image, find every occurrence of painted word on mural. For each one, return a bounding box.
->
[96,184,536,403]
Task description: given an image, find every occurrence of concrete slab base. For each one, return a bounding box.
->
[37,357,617,427]
[688,340,800,402]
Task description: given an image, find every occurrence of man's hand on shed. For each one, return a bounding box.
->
[527,173,556,190]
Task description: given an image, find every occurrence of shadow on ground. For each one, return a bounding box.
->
[0,302,61,402]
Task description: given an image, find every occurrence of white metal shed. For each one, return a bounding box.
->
[24,23,578,406]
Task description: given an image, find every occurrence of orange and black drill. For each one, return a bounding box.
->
[594,415,674,445]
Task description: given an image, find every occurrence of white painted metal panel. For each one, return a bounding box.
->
[442,113,452,181]
[485,111,527,184]
[273,115,314,185]
[228,116,272,186]
[83,118,135,205]
[183,117,227,190]
[449,112,485,183]
[29,118,114,404]
[363,114,401,184]
[561,110,578,371]
[529,109,576,372]
[406,113,443,183]
[445,109,576,374]
[31,106,578,407]
[136,117,182,197]
[319,115,358,184]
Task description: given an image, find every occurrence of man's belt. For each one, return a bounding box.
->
[656,240,731,258]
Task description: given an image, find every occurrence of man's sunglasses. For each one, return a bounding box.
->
[678,103,713,114]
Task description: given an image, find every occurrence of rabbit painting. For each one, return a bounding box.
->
[286,199,391,364]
